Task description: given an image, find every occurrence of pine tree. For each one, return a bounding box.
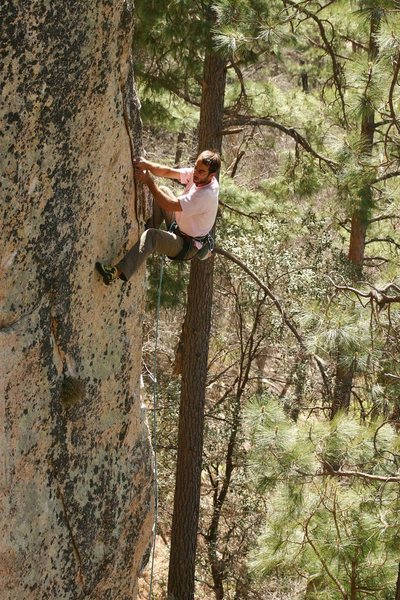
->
[165,7,228,600]
[246,397,400,599]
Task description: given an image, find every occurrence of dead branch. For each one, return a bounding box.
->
[230,150,246,179]
[365,237,400,250]
[327,467,400,483]
[363,256,389,266]
[368,214,399,224]
[297,464,400,483]
[222,113,338,169]
[384,373,400,382]
[328,276,400,308]
[221,127,245,135]
[214,246,306,349]
[373,169,400,184]
[229,58,248,110]
[219,199,261,220]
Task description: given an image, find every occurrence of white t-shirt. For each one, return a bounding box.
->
[175,168,219,238]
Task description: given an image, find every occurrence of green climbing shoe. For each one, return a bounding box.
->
[95,262,118,286]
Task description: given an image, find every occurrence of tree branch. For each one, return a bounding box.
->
[328,277,400,308]
[214,249,339,402]
[214,246,306,349]
[222,113,338,169]
[219,199,261,220]
[314,354,333,402]
[139,71,201,107]
[221,127,245,135]
[328,467,400,483]
[373,169,400,184]
[365,236,400,250]
[304,516,348,599]
[368,214,399,224]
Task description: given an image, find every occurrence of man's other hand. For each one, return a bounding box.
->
[134,167,153,185]
[132,157,150,171]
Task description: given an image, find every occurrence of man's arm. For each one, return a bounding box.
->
[135,168,183,212]
[133,157,182,181]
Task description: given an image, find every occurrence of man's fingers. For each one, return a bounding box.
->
[132,156,146,169]
[134,168,150,183]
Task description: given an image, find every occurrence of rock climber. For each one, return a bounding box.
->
[95,150,220,285]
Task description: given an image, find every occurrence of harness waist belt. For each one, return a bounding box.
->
[168,221,213,261]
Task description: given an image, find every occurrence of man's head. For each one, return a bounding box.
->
[193,150,221,185]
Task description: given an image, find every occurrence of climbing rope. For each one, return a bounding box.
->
[148,256,164,600]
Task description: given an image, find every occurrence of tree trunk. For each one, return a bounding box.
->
[207,397,239,600]
[333,10,380,417]
[174,130,186,167]
[395,562,400,600]
[347,12,380,269]
[331,362,354,418]
[167,50,226,600]
[347,202,368,267]
[166,261,214,600]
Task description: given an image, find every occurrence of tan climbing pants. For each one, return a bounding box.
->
[117,186,194,281]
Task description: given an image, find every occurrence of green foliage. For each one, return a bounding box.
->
[146,255,189,310]
[246,397,400,598]
[304,303,376,361]
[136,1,400,597]
[139,93,198,132]
[377,11,400,55]
[346,54,390,121]
[212,0,277,56]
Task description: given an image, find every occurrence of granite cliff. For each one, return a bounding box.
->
[1,1,153,598]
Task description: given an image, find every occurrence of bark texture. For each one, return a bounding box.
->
[167,50,227,600]
[347,11,380,268]
[1,2,152,599]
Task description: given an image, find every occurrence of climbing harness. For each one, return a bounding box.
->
[148,257,164,600]
[196,232,214,261]
[167,221,214,262]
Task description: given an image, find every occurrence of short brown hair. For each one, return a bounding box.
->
[198,150,221,174]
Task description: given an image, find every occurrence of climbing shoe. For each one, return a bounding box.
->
[95,262,118,286]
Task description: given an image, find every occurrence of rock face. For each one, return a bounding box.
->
[0,2,153,599]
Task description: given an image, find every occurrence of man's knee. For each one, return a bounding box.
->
[149,189,175,229]
[139,228,157,253]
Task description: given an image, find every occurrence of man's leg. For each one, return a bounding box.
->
[116,228,184,281]
[148,186,175,229]
[96,187,179,285]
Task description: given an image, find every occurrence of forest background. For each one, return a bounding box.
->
[134,1,400,599]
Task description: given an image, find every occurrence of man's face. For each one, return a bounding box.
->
[193,158,213,185]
